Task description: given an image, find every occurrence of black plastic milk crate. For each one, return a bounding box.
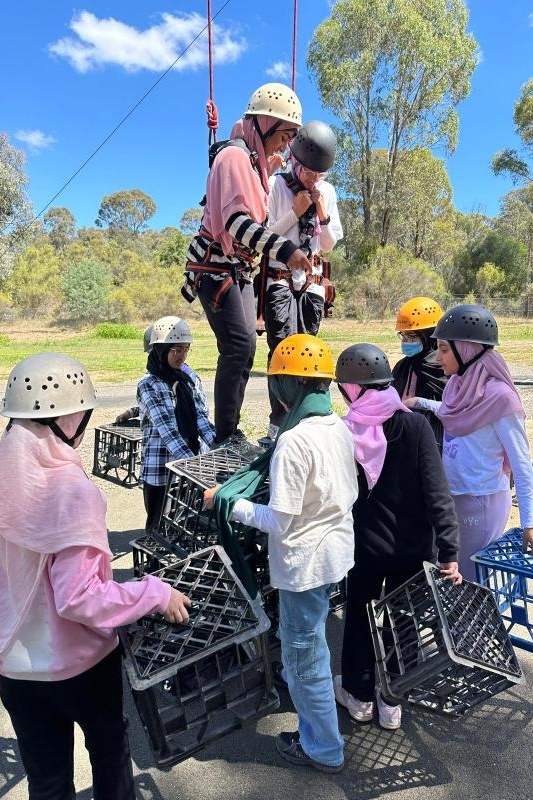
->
[369,562,524,717]
[130,536,182,578]
[160,448,263,548]
[119,546,278,766]
[92,419,142,487]
[472,527,533,653]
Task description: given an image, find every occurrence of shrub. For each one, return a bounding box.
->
[93,322,140,339]
[62,259,110,322]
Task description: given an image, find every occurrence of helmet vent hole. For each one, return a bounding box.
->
[26,385,32,391]
[42,385,47,390]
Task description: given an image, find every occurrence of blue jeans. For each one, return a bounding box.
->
[278,585,344,767]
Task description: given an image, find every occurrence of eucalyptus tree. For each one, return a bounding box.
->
[493,79,533,183]
[0,134,33,279]
[95,189,156,235]
[308,0,478,246]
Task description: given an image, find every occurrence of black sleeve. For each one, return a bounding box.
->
[417,415,459,563]
[225,211,297,264]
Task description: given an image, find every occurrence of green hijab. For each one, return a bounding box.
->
[213,377,332,597]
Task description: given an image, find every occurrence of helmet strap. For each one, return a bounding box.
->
[36,409,93,447]
[252,115,281,145]
[450,341,489,376]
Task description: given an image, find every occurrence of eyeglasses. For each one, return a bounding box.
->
[169,344,190,354]
[397,332,421,343]
[299,164,327,180]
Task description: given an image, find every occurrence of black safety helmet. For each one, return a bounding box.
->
[290,120,336,172]
[336,343,393,386]
[432,304,499,346]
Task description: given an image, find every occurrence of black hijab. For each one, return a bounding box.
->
[391,328,447,401]
[146,345,200,455]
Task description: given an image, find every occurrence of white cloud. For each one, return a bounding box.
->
[529,12,533,26]
[266,61,292,81]
[14,129,57,153]
[48,11,246,73]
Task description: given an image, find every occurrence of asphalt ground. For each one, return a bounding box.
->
[1,375,533,799]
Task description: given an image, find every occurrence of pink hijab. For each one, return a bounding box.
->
[202,115,273,255]
[0,416,111,653]
[341,385,410,489]
[438,342,524,436]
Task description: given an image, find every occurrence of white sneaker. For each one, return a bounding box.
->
[376,690,402,730]
[267,423,279,441]
[333,675,373,723]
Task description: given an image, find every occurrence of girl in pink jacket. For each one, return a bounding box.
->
[0,352,190,800]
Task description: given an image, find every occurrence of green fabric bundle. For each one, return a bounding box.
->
[213,379,332,596]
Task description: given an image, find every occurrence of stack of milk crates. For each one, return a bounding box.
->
[126,437,280,765]
[471,527,533,653]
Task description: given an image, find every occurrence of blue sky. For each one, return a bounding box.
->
[1,0,532,232]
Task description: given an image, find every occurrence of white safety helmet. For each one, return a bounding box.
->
[245,83,302,126]
[149,316,193,347]
[143,324,154,353]
[2,353,97,419]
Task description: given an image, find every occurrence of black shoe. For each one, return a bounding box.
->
[275,731,344,773]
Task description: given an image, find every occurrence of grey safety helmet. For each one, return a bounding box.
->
[291,120,336,172]
[432,304,499,346]
[2,353,97,446]
[149,316,192,346]
[143,324,154,353]
[336,344,393,386]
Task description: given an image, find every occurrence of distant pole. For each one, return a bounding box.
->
[292,0,298,91]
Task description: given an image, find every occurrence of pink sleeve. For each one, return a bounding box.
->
[49,546,172,629]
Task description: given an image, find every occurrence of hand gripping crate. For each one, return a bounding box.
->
[119,546,278,767]
[130,536,183,578]
[92,419,142,487]
[471,527,533,653]
[158,448,271,593]
[369,562,524,717]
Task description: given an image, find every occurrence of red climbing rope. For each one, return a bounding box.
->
[206,0,218,146]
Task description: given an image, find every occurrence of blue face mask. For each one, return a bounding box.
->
[401,342,423,358]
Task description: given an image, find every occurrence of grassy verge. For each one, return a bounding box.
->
[0,316,532,381]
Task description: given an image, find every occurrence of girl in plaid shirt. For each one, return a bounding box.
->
[137,316,215,535]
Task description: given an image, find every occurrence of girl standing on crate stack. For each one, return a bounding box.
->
[404,304,533,578]
[0,352,191,800]
[183,82,312,445]
[137,316,215,537]
[260,120,342,443]
[333,343,461,731]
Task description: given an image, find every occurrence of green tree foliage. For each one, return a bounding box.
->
[343,244,443,317]
[495,184,533,282]
[62,259,110,321]
[156,229,189,268]
[43,207,76,253]
[5,243,61,315]
[107,260,186,322]
[0,134,33,279]
[308,0,478,245]
[492,79,533,182]
[95,189,156,235]
[475,262,506,303]
[179,207,203,235]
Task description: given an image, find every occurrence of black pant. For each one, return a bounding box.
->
[264,282,324,426]
[198,275,256,441]
[341,561,421,702]
[0,647,135,800]
[143,482,167,536]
